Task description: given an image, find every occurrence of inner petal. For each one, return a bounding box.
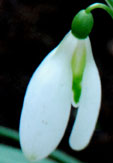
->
[69,37,101,151]
[71,40,87,106]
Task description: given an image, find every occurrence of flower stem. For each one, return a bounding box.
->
[85,3,113,19]
[0,126,19,142]
[50,150,82,163]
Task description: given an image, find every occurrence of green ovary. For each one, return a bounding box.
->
[71,42,86,104]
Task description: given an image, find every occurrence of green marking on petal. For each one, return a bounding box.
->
[72,76,82,103]
[71,41,86,104]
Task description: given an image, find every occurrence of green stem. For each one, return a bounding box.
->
[50,150,82,163]
[85,3,113,19]
[0,126,19,142]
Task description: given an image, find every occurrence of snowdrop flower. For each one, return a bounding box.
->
[19,9,101,162]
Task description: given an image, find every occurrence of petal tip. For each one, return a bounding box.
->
[69,136,90,151]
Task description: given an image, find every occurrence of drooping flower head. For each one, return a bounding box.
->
[19,29,101,161]
[19,3,113,162]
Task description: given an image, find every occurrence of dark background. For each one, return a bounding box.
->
[0,0,113,162]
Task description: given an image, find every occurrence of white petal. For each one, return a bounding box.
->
[69,37,101,150]
[19,31,78,161]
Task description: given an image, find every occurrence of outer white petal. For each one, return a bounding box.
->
[69,37,101,150]
[19,31,78,161]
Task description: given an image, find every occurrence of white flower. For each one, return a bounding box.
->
[19,31,101,161]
